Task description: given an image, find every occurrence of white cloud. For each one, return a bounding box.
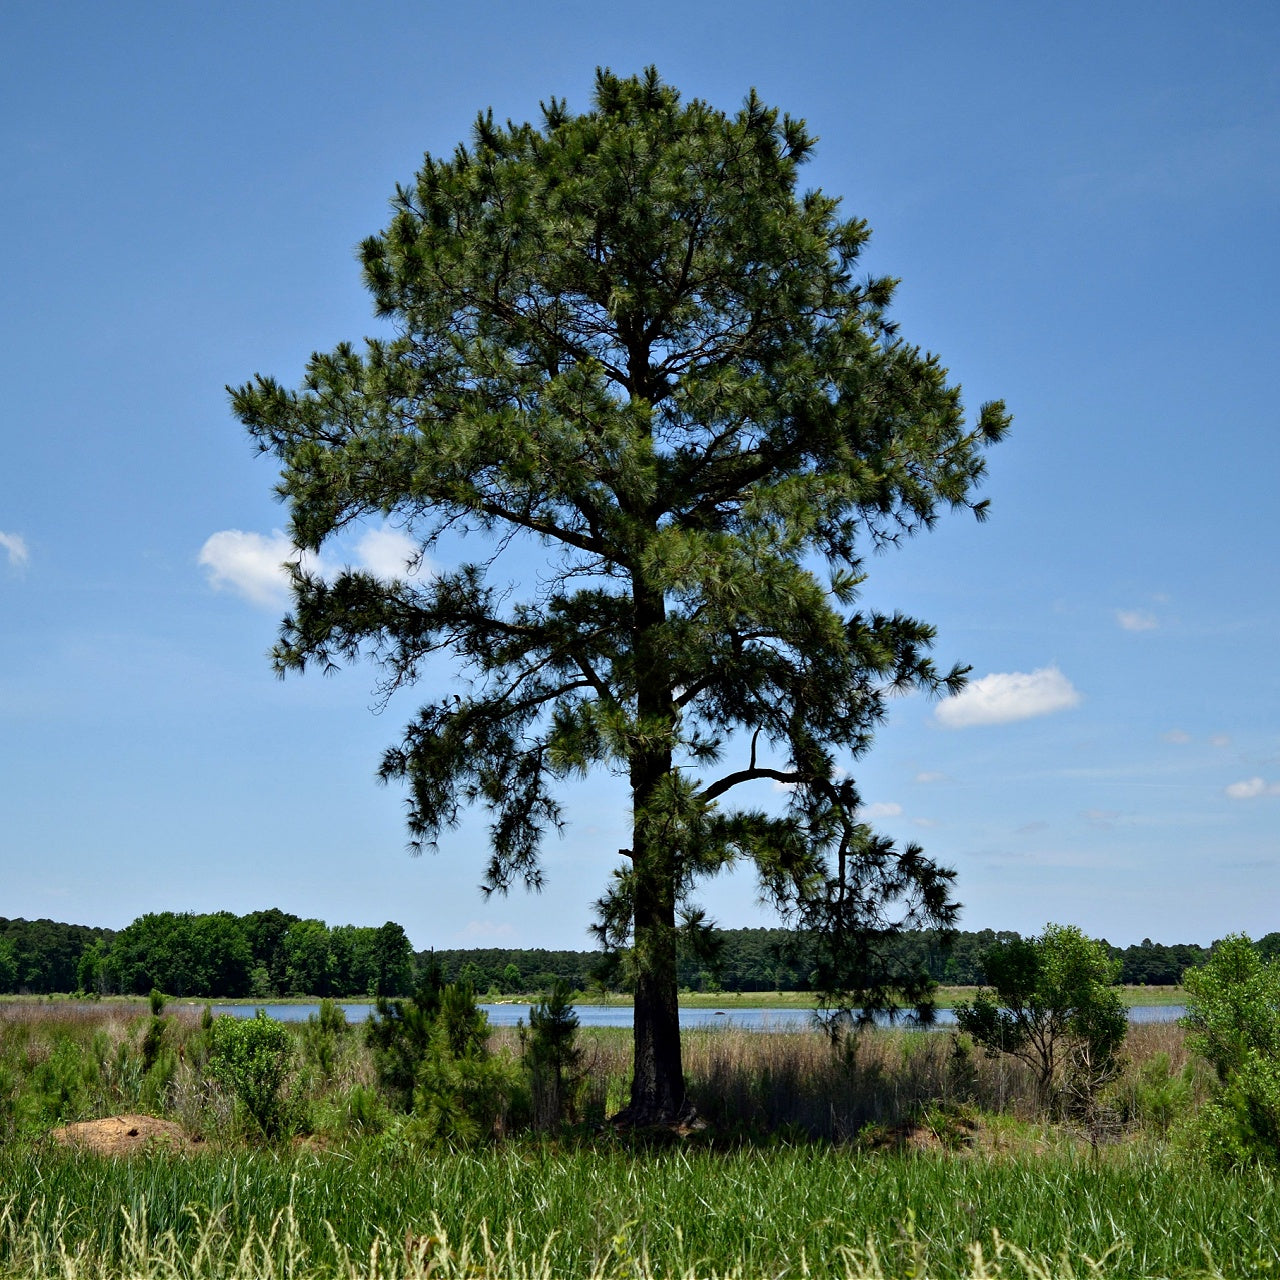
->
[1210,734,1231,748]
[1162,729,1192,745]
[914,771,948,784]
[354,527,427,580]
[1225,777,1280,800]
[199,530,316,607]
[1116,609,1158,632]
[0,531,29,569]
[857,801,903,820]
[935,666,1081,729]
[201,522,429,607]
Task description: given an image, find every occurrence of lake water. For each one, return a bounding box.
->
[206,1001,1187,1030]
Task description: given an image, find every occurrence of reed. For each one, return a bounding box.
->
[1,1143,1276,1278]
[2,1003,1206,1144]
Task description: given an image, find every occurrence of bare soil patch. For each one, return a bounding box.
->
[50,1114,198,1156]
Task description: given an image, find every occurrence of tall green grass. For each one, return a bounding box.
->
[1,1141,1276,1278]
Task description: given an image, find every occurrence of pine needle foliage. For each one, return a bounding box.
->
[231,67,1009,1123]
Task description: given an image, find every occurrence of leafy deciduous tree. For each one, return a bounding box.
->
[0,939,16,995]
[1180,933,1280,1168]
[232,68,1008,1124]
[955,923,1127,1110]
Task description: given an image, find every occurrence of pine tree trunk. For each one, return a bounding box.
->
[613,579,696,1129]
[619,846,693,1126]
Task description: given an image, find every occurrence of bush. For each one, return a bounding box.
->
[140,1011,168,1074]
[206,1011,294,1137]
[367,976,519,1144]
[1180,934,1280,1168]
[410,983,521,1146]
[343,1083,389,1135]
[25,1036,97,1129]
[522,979,585,1132]
[366,967,443,1108]
[139,1045,178,1113]
[301,998,349,1079]
[1116,1051,1199,1132]
[411,1030,521,1146]
[955,923,1126,1116]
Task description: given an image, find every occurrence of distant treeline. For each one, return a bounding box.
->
[429,929,1279,994]
[0,912,415,998]
[2,914,1277,997]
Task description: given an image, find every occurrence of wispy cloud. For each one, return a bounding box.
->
[1162,729,1191,745]
[0,531,29,570]
[1081,808,1122,829]
[914,771,949,784]
[1225,777,1280,800]
[935,666,1081,729]
[857,801,903,820]
[455,920,515,941]
[1210,734,1231,748]
[1116,609,1158,632]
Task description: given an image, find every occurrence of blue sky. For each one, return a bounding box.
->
[2,2,1276,951]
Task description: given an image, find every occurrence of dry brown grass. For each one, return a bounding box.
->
[2,1000,1201,1146]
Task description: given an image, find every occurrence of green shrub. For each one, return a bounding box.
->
[411,1030,521,1146]
[25,1037,97,1129]
[302,999,349,1079]
[366,973,518,1143]
[955,922,1126,1115]
[139,1045,178,1112]
[100,1035,144,1111]
[1180,934,1280,1168]
[1115,1051,1199,1132]
[396,982,522,1146]
[0,1062,16,1142]
[343,1083,388,1136]
[140,1012,168,1074]
[366,969,442,1108]
[206,1012,294,1137]
[522,979,585,1132]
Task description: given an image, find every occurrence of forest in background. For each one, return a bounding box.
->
[4,912,1274,998]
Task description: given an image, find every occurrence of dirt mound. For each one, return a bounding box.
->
[50,1114,197,1156]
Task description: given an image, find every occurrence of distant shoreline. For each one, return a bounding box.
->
[0,984,1188,1010]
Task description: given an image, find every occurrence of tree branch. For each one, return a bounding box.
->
[698,766,806,804]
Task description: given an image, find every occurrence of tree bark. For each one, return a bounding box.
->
[618,853,692,1126]
[613,580,696,1128]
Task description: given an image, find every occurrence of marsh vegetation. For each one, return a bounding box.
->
[3,952,1279,1278]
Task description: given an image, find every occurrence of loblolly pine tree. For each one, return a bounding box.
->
[231,68,1009,1126]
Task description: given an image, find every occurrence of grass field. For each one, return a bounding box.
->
[2,1140,1276,1278]
[0,998,1255,1278]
